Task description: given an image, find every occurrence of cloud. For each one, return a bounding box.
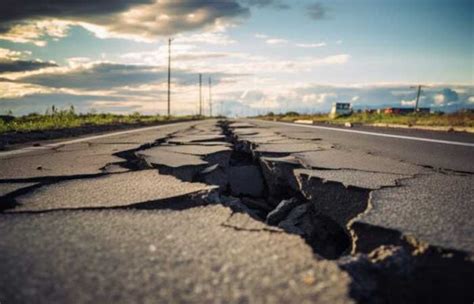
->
[257,34,327,48]
[265,38,288,44]
[0,59,58,73]
[0,47,31,60]
[208,54,350,75]
[98,1,249,40]
[0,0,153,24]
[401,99,416,106]
[0,80,54,99]
[433,94,445,105]
[0,47,57,73]
[255,33,269,39]
[12,62,200,89]
[431,88,459,106]
[222,84,474,115]
[440,88,459,102]
[306,3,327,20]
[119,46,233,68]
[295,42,326,48]
[0,0,250,44]
[256,33,293,46]
[240,0,290,10]
[0,19,73,46]
[174,30,236,45]
[302,93,336,104]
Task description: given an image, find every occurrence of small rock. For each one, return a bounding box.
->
[266,197,300,225]
[344,122,353,128]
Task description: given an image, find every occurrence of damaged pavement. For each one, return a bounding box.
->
[0,119,473,303]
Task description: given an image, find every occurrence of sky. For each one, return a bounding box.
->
[0,0,473,116]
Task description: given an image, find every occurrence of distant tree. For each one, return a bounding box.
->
[266,111,275,117]
[285,111,300,116]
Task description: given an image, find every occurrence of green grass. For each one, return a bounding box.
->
[0,107,201,134]
[257,112,474,128]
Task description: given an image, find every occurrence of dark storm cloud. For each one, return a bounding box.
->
[0,0,154,26]
[0,0,250,38]
[306,3,327,20]
[0,59,57,73]
[104,0,250,37]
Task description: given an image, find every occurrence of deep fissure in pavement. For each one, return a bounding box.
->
[218,121,353,259]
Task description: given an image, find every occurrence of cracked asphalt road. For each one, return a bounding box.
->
[0,119,473,303]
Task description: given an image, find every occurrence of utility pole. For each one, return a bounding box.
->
[410,85,423,113]
[208,77,212,117]
[199,74,202,117]
[415,85,422,112]
[167,38,172,117]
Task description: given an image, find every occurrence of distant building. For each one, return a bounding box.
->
[330,102,352,118]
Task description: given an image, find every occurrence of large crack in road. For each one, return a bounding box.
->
[118,119,474,303]
[0,119,472,303]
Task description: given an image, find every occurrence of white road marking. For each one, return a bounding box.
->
[261,121,474,147]
[0,121,193,158]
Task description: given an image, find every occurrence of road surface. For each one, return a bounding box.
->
[0,119,472,303]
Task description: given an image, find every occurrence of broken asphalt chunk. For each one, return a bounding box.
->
[352,173,474,253]
[294,150,423,175]
[11,170,215,212]
[294,168,409,190]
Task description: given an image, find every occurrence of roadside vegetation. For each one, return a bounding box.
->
[257,111,474,127]
[0,106,201,134]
